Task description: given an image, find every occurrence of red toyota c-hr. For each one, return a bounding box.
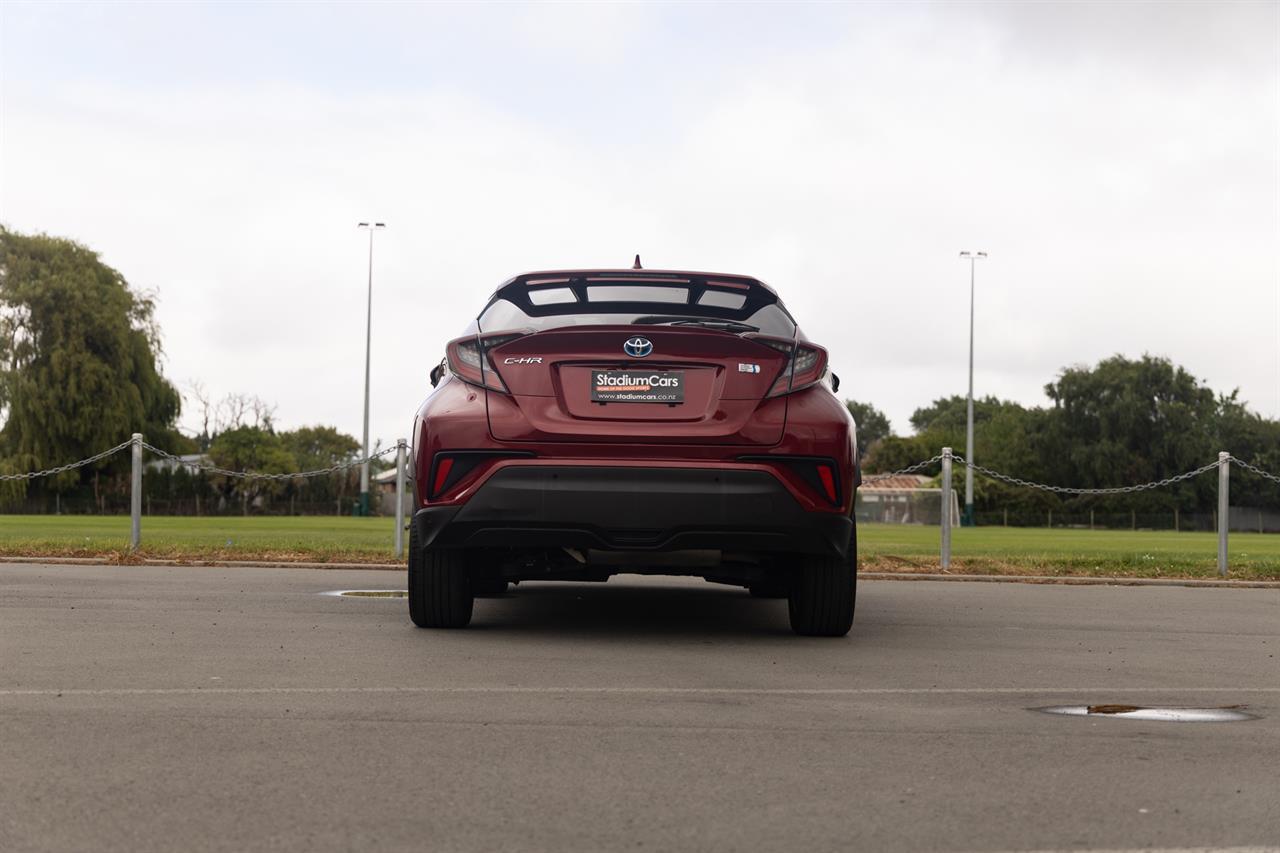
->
[409,265,860,635]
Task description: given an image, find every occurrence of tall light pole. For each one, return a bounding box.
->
[959,250,986,527]
[357,221,386,516]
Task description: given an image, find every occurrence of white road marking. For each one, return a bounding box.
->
[1,686,1278,698]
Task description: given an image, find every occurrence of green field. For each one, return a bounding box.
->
[0,515,1275,579]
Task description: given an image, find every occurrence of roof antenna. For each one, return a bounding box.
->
[632,254,643,269]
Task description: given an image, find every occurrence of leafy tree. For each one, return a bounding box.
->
[844,399,891,458]
[1039,354,1218,511]
[0,228,182,503]
[280,425,361,507]
[910,394,1017,435]
[281,426,359,470]
[862,435,935,475]
[1211,391,1280,509]
[208,426,297,514]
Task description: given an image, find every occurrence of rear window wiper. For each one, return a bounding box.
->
[633,316,760,333]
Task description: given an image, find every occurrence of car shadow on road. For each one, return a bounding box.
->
[460,579,813,639]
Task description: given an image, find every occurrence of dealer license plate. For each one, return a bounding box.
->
[590,370,685,403]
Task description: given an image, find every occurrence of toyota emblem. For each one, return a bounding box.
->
[623,337,653,358]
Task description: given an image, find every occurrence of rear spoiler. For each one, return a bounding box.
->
[483,269,783,320]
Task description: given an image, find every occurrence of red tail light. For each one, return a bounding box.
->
[749,336,829,397]
[446,333,525,392]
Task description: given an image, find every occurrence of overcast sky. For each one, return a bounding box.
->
[1,0,1277,450]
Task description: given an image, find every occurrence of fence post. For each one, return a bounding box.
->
[1218,451,1229,577]
[940,447,952,570]
[394,439,407,560]
[130,433,143,549]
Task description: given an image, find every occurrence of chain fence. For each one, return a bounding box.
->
[0,439,136,482]
[8,440,1277,498]
[862,453,1280,495]
[0,437,1277,570]
[1230,456,1280,486]
[140,441,400,480]
[950,454,1225,495]
[862,454,948,483]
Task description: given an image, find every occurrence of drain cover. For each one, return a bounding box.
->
[320,590,407,598]
[1036,704,1256,722]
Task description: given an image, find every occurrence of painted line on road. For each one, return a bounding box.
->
[2,686,1279,698]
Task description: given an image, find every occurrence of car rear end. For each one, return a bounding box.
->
[409,269,859,635]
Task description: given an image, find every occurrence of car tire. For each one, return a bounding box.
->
[787,524,857,637]
[407,526,474,629]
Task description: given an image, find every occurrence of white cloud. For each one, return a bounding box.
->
[1,1,1275,446]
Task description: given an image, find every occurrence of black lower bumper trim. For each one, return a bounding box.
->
[413,466,851,556]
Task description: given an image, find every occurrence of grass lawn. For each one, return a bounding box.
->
[0,515,1275,580]
[0,515,397,564]
[858,523,1280,580]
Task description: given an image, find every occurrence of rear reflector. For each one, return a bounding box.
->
[432,458,454,496]
[427,451,537,501]
[816,464,837,503]
[736,455,843,507]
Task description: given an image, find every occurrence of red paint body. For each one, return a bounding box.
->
[412,269,858,526]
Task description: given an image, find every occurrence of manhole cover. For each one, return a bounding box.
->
[320,590,407,598]
[1035,704,1256,722]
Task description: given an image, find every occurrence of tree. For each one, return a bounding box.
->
[844,400,891,458]
[280,425,361,508]
[208,426,297,515]
[909,394,1020,435]
[1214,391,1280,508]
[1039,354,1218,510]
[862,434,935,475]
[0,228,182,502]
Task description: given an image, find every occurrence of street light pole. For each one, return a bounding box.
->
[357,221,386,516]
[958,250,986,527]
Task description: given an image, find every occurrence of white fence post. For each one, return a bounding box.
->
[1218,451,1229,577]
[130,433,143,549]
[394,439,407,560]
[940,447,953,570]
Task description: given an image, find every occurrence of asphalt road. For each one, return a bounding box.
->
[1,563,1277,853]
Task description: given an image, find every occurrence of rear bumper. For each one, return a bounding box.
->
[413,465,852,556]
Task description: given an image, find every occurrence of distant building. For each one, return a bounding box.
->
[146,453,210,474]
[856,473,957,525]
[374,467,413,516]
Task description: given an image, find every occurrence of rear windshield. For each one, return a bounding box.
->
[477,283,797,338]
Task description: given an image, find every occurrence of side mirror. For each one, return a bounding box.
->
[430,361,444,388]
[830,372,840,393]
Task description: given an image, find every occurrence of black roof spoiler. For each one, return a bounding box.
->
[484,269,782,320]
